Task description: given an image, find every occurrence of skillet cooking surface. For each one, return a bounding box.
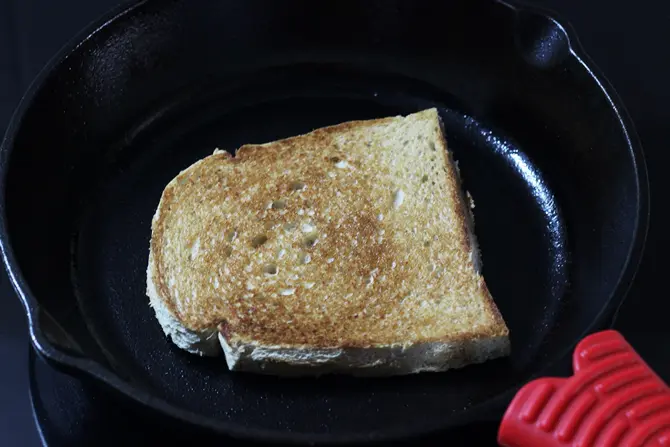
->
[0,0,647,443]
[74,71,567,433]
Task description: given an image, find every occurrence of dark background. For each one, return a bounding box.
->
[0,0,668,445]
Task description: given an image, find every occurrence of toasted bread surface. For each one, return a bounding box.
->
[147,108,509,371]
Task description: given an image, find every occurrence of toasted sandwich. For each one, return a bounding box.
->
[146,108,509,375]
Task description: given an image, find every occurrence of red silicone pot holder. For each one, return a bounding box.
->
[498,330,670,447]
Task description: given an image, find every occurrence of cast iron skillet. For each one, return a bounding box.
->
[0,0,648,444]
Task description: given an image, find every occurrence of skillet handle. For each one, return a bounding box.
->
[498,330,670,447]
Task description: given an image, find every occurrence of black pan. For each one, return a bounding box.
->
[0,0,648,444]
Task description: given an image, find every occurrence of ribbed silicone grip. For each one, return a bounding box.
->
[498,330,670,447]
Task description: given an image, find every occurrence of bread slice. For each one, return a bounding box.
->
[146,108,510,375]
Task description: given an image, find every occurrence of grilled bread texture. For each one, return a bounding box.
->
[147,108,510,375]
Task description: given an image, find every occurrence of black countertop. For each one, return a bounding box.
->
[1,0,669,445]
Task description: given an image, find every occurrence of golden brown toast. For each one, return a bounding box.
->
[146,108,509,374]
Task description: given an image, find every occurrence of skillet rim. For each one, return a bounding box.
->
[0,0,649,444]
